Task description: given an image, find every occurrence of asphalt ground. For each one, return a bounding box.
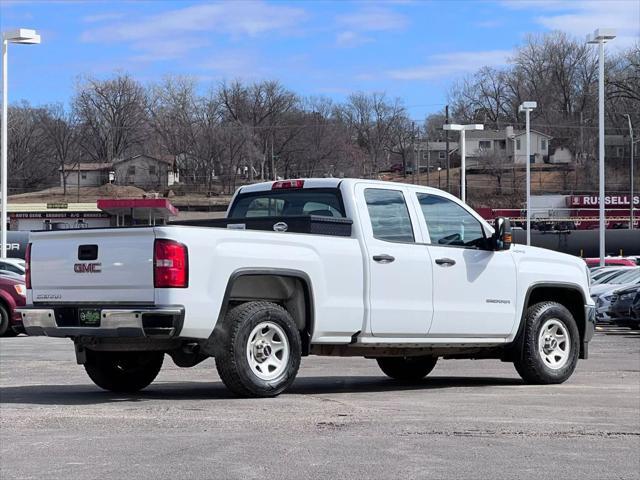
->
[1,326,639,480]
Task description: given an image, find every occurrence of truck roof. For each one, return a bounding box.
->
[237,178,449,196]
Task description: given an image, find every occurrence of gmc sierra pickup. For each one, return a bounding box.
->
[19,179,595,397]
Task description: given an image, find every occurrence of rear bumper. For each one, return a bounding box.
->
[17,306,184,338]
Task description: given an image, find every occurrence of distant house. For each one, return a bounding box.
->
[605,135,632,161]
[113,154,179,190]
[60,155,179,190]
[465,127,553,164]
[60,163,111,188]
[414,141,459,167]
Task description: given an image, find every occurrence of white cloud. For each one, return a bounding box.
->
[82,12,125,23]
[387,50,511,80]
[503,0,640,49]
[335,31,373,47]
[199,51,262,79]
[81,1,308,60]
[336,7,409,32]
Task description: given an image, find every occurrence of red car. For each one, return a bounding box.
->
[0,274,26,336]
[585,257,637,268]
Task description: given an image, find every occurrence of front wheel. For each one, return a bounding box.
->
[376,356,438,381]
[215,301,301,397]
[84,350,164,393]
[513,301,580,384]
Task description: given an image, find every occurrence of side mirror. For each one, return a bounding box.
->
[492,217,512,251]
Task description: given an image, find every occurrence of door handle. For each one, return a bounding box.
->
[373,254,395,264]
[435,257,456,266]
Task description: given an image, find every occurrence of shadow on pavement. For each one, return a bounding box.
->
[0,375,523,406]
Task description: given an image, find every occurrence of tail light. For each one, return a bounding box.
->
[154,239,188,288]
[25,243,32,289]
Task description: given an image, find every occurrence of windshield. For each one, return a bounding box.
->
[229,188,346,219]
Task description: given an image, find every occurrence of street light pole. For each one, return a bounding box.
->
[443,123,483,204]
[588,28,616,267]
[1,29,40,258]
[624,114,634,229]
[519,101,537,245]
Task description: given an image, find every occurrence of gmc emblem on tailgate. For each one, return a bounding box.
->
[74,262,102,273]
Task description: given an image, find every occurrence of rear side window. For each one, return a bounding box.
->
[364,189,414,243]
[416,193,485,248]
[229,188,345,218]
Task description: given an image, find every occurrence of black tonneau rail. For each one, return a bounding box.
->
[169,215,353,237]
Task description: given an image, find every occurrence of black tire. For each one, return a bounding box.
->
[513,301,580,384]
[376,356,438,381]
[0,304,17,337]
[84,350,164,393]
[215,301,301,398]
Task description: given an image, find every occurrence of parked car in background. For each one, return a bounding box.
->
[0,274,26,336]
[585,257,637,268]
[631,292,640,321]
[590,268,640,322]
[607,286,640,330]
[590,266,632,285]
[0,258,26,277]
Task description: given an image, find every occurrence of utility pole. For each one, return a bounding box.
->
[625,114,634,229]
[271,136,276,181]
[411,121,417,185]
[445,105,450,192]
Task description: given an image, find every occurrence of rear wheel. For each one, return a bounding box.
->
[0,304,17,337]
[215,301,301,397]
[376,356,438,381]
[84,350,164,393]
[514,301,580,384]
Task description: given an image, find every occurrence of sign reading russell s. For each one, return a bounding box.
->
[568,195,640,207]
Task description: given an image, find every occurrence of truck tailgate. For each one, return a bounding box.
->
[30,228,156,304]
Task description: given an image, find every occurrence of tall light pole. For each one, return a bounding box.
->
[587,28,616,267]
[519,101,537,245]
[624,114,634,229]
[2,29,41,258]
[443,123,484,203]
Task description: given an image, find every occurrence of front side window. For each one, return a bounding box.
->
[416,193,485,248]
[479,140,491,149]
[438,151,445,159]
[128,166,136,175]
[541,139,547,150]
[364,189,414,243]
[516,139,521,150]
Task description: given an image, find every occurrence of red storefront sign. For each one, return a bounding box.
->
[567,195,640,207]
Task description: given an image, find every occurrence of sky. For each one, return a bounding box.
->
[1,0,639,120]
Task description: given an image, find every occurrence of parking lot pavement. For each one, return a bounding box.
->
[1,327,639,480]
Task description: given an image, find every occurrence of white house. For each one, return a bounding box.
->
[465,127,553,164]
[60,155,179,190]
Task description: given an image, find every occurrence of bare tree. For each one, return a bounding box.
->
[35,104,79,194]
[74,74,148,162]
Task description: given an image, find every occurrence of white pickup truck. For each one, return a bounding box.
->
[20,178,595,397]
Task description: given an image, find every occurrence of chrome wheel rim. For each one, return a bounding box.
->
[246,322,290,381]
[538,318,570,370]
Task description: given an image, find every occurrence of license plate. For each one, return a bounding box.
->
[79,308,101,327]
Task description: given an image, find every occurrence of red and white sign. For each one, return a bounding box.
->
[567,195,640,207]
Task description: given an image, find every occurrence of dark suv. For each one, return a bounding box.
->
[608,285,640,330]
